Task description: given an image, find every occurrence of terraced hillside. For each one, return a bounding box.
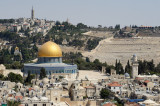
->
[83,37,160,66]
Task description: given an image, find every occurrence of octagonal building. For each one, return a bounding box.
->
[23,41,78,79]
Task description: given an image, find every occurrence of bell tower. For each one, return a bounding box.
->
[31,6,34,20]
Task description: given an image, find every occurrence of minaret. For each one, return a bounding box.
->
[131,54,139,79]
[31,6,34,20]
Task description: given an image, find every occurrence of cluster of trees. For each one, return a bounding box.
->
[138,60,160,75]
[25,71,35,85]
[0,19,15,23]
[0,46,37,69]
[46,21,100,50]
[46,21,87,48]
[100,88,123,106]
[114,30,133,38]
[115,60,124,75]
[100,88,113,99]
[69,39,84,47]
[0,31,40,67]
[125,60,132,75]
[0,31,20,42]
[63,52,114,71]
[24,68,46,85]
[40,68,46,79]
[0,21,102,67]
[115,59,160,76]
[115,24,120,30]
[86,38,101,50]
[7,100,20,106]
[0,72,23,83]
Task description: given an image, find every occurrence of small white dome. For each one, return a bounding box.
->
[124,73,130,78]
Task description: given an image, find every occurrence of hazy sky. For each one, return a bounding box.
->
[0,0,160,27]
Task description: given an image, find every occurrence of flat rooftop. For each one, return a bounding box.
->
[78,70,107,81]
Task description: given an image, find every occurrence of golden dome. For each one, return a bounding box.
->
[38,41,62,57]
[15,46,19,50]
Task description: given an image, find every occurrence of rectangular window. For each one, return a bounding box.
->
[33,104,37,106]
[154,79,158,81]
[43,104,46,106]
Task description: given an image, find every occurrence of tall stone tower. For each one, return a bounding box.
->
[31,6,34,20]
[131,54,139,79]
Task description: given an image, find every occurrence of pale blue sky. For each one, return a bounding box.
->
[0,0,160,27]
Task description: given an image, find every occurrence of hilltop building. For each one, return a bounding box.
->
[23,41,78,79]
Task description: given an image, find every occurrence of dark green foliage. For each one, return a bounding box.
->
[7,72,23,83]
[0,74,4,80]
[59,76,64,79]
[7,100,20,106]
[114,96,124,106]
[69,39,84,47]
[40,68,46,79]
[63,52,110,70]
[125,60,132,75]
[5,61,23,69]
[77,23,88,29]
[115,24,120,30]
[130,92,137,99]
[115,60,124,74]
[0,19,15,23]
[0,31,20,42]
[25,71,35,84]
[0,22,100,66]
[0,31,41,64]
[138,60,155,74]
[100,88,111,99]
[86,38,101,50]
[86,57,90,62]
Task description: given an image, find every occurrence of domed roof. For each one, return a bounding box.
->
[125,73,130,78]
[38,41,62,57]
[15,46,19,50]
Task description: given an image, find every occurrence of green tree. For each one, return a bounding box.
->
[125,60,132,75]
[86,57,90,62]
[40,68,46,79]
[115,60,124,74]
[100,88,111,99]
[115,24,120,30]
[7,72,23,83]
[25,71,32,84]
[0,74,4,80]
